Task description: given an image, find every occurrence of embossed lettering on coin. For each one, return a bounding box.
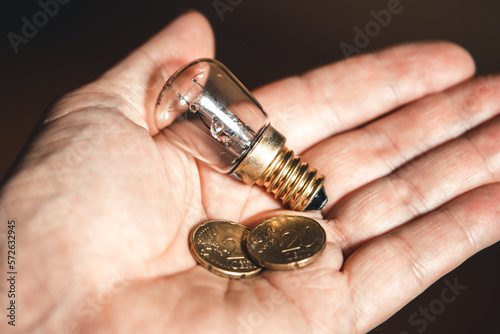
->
[189,220,262,279]
[246,215,326,270]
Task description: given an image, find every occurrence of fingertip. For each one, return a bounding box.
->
[370,40,476,102]
[143,10,215,69]
[146,11,216,134]
[168,10,215,58]
[95,11,216,135]
[428,40,476,79]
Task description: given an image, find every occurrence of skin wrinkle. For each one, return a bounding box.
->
[42,105,122,133]
[222,278,233,307]
[307,308,333,334]
[166,145,198,221]
[48,89,140,125]
[131,49,178,124]
[237,184,255,223]
[22,120,107,165]
[389,168,431,217]
[129,49,172,90]
[327,185,368,220]
[34,134,117,169]
[438,205,478,253]
[137,143,195,276]
[364,121,404,172]
[325,219,351,252]
[325,160,390,220]
[442,89,475,133]
[352,188,387,224]
[262,274,315,334]
[386,232,427,288]
[297,73,341,137]
[344,270,362,334]
[96,81,146,122]
[293,268,337,291]
[196,159,215,220]
[180,152,199,217]
[370,53,401,107]
[104,73,146,103]
[484,185,499,239]
[464,131,498,182]
[435,142,475,187]
[144,215,184,274]
[90,83,150,130]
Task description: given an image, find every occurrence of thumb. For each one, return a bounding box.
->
[49,11,215,134]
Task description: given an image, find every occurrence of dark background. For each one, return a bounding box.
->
[1,0,499,333]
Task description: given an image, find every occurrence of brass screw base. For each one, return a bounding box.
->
[256,146,325,211]
[231,125,327,211]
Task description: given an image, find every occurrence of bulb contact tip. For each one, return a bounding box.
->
[305,186,328,211]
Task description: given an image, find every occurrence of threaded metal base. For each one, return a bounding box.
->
[256,146,325,211]
[231,125,327,211]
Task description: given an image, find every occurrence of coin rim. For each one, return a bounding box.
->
[189,219,263,279]
[246,215,327,270]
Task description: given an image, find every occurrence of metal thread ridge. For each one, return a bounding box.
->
[256,146,325,211]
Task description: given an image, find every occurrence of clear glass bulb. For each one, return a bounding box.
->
[155,59,327,211]
[156,59,267,173]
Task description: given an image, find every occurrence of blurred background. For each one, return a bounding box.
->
[1,0,499,333]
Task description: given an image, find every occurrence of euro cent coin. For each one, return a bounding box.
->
[246,215,326,270]
[189,220,262,279]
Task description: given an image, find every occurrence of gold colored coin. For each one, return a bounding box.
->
[189,220,262,279]
[246,215,326,270]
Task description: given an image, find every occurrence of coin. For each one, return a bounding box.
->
[246,215,326,270]
[189,220,262,279]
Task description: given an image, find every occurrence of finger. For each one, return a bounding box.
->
[343,183,500,333]
[49,11,215,134]
[303,74,500,212]
[253,42,475,152]
[329,114,500,254]
[320,79,500,253]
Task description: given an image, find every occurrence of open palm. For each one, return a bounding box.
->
[2,12,499,334]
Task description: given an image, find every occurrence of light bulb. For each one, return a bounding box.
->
[155,59,327,211]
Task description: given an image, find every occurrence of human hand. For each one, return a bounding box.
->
[1,11,499,334]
